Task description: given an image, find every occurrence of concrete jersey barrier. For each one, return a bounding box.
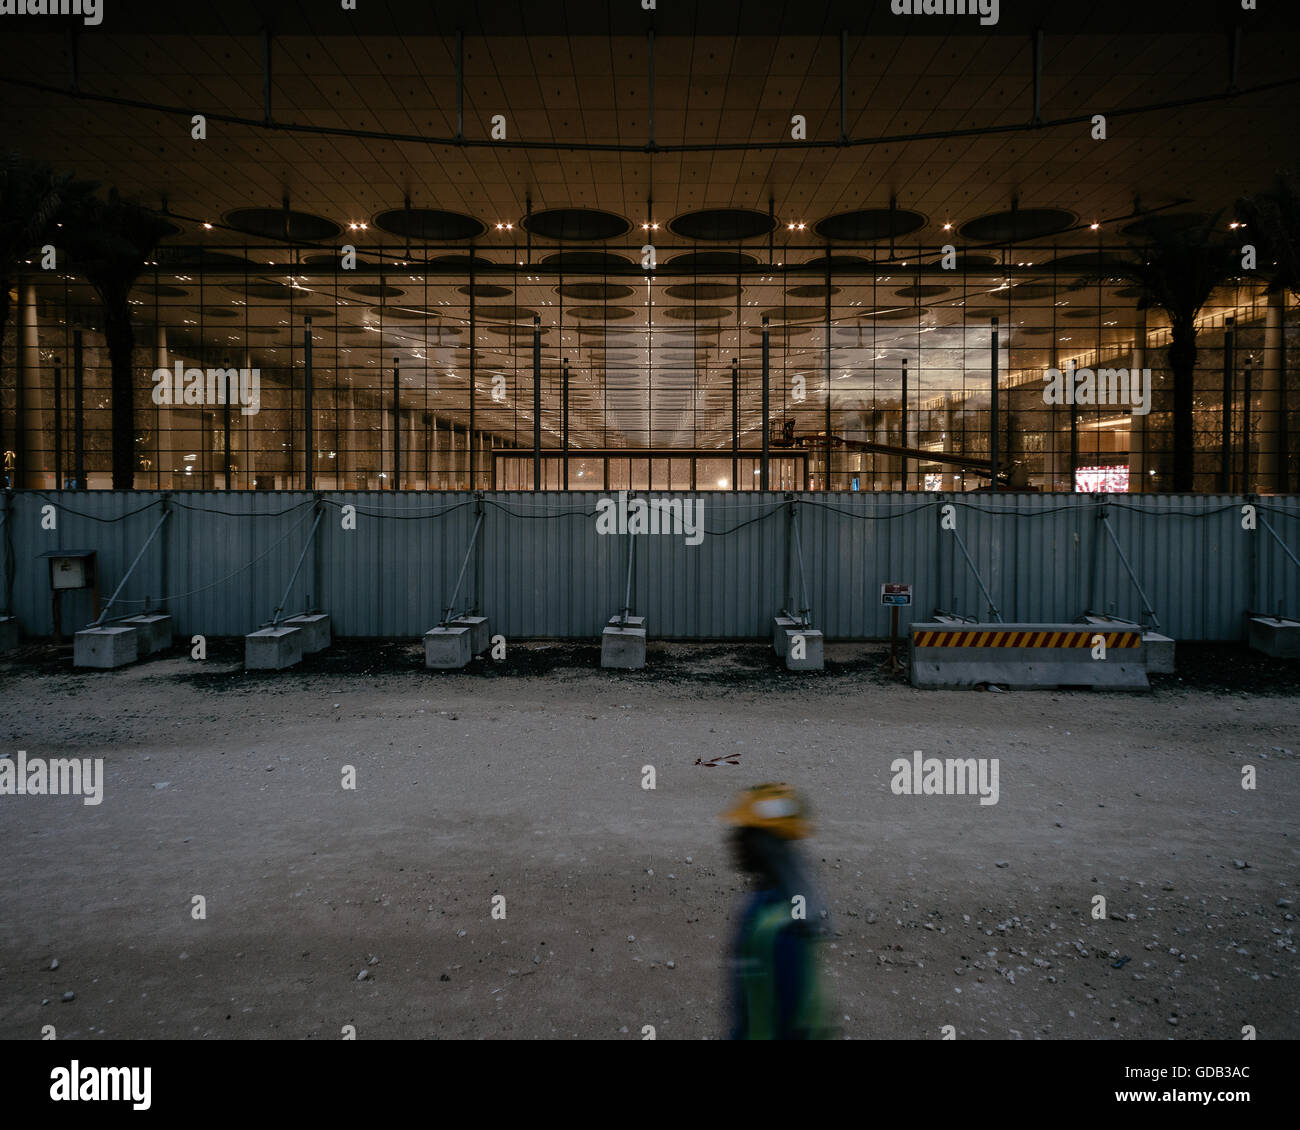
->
[910,622,1149,690]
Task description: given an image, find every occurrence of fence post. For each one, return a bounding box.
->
[1247,493,1258,640]
[1,488,12,618]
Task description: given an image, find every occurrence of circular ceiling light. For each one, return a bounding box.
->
[666,251,759,270]
[749,326,813,338]
[541,250,635,270]
[661,306,732,321]
[301,252,378,267]
[785,285,839,298]
[803,254,873,268]
[225,208,341,241]
[374,209,485,241]
[557,283,635,301]
[959,208,1076,242]
[523,209,631,241]
[668,209,776,241]
[485,325,550,339]
[663,283,742,301]
[815,209,926,242]
[759,306,823,322]
[429,254,499,270]
[347,284,405,298]
[475,306,541,322]
[568,306,637,320]
[930,253,999,269]
[458,284,513,298]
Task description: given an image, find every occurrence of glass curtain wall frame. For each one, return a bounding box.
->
[4,240,1286,493]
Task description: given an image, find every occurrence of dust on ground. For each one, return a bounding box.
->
[0,640,1296,1039]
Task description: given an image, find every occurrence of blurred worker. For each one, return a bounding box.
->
[722,782,834,1040]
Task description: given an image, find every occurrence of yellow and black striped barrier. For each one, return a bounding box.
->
[909,622,1149,690]
[912,628,1141,650]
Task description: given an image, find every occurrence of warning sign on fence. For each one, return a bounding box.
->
[880,583,913,607]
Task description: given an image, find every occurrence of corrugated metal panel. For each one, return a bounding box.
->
[2,490,1296,642]
[166,491,318,637]
[1257,497,1300,627]
[9,491,170,635]
[485,492,622,638]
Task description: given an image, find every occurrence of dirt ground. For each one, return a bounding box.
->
[1,639,1297,1041]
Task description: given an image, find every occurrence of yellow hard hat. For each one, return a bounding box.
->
[721,782,811,839]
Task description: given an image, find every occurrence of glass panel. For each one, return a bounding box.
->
[698,458,732,490]
[5,244,1279,494]
[568,457,603,489]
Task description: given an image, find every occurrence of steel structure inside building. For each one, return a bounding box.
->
[1,1,1298,497]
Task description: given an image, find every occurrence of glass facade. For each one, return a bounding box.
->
[2,239,1296,492]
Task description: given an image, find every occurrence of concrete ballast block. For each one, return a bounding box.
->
[601,625,647,670]
[1248,617,1300,659]
[0,616,18,653]
[120,613,173,656]
[75,626,139,669]
[1141,632,1176,674]
[1083,615,1175,674]
[449,615,490,655]
[784,628,824,671]
[772,615,800,656]
[425,625,473,669]
[245,626,304,670]
[282,613,331,654]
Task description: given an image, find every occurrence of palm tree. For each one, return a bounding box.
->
[1236,170,1298,493]
[0,153,77,481]
[1077,214,1237,491]
[0,154,70,352]
[1237,168,1300,299]
[60,189,171,489]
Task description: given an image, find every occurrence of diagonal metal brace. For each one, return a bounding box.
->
[948,513,1003,623]
[91,503,170,628]
[782,495,812,627]
[1259,514,1300,573]
[1258,514,1300,620]
[440,506,485,627]
[269,502,323,627]
[1097,504,1159,631]
[618,504,637,625]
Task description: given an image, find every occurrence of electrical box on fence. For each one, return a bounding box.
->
[40,550,97,591]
